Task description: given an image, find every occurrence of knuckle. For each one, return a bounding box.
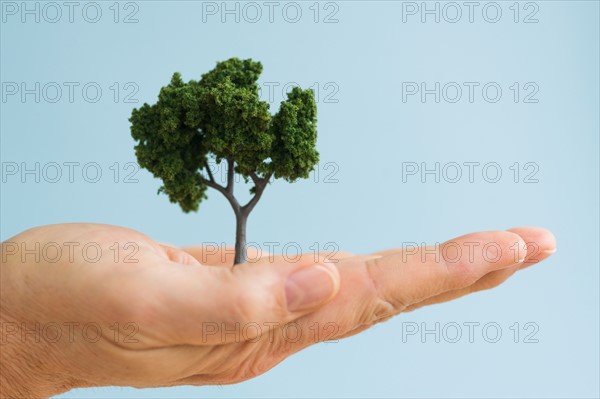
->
[447,260,480,289]
[363,258,405,320]
[440,246,479,290]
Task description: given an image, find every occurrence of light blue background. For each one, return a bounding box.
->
[1,1,598,397]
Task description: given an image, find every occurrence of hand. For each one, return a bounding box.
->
[0,223,556,398]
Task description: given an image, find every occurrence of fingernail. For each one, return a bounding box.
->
[285,264,337,312]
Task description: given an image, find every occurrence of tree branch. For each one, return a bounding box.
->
[262,171,273,185]
[249,171,260,185]
[242,172,272,215]
[200,177,226,195]
[226,159,235,195]
[201,177,240,213]
[250,171,272,186]
[204,161,215,183]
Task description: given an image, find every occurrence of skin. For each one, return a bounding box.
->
[0,223,556,398]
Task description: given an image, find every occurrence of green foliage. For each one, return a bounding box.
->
[199,58,263,92]
[129,58,319,213]
[270,87,319,181]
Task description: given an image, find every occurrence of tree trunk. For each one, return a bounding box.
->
[234,211,247,265]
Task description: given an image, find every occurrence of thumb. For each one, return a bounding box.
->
[160,254,340,345]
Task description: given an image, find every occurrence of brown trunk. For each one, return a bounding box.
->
[234,211,247,265]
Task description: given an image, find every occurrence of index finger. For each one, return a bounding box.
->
[296,230,527,340]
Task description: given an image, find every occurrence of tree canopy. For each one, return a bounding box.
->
[130,58,319,213]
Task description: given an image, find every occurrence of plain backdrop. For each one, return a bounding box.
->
[1,1,598,397]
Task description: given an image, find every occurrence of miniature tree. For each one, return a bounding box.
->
[129,58,319,264]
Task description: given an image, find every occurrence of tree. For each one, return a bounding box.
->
[129,58,319,264]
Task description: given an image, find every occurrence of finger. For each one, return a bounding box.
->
[507,226,557,269]
[135,254,341,346]
[283,230,527,350]
[365,230,526,310]
[402,267,521,313]
[402,226,557,313]
[373,227,556,267]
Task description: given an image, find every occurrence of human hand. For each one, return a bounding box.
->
[0,223,556,398]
